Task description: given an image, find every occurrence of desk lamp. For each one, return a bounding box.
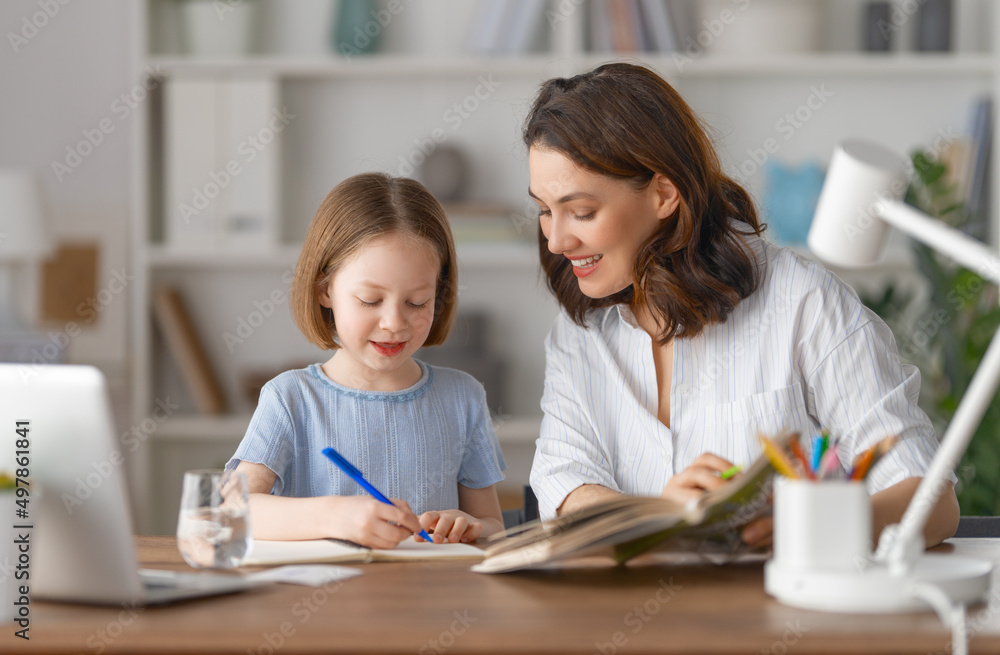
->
[764,140,994,614]
[0,169,52,331]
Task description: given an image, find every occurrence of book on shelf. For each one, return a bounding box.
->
[639,0,678,52]
[467,0,511,55]
[665,0,697,50]
[472,430,795,574]
[445,202,530,244]
[588,0,613,52]
[467,0,546,55]
[589,0,682,53]
[964,95,992,241]
[163,77,280,252]
[152,286,227,415]
[503,0,546,53]
[937,95,993,242]
[609,0,639,52]
[941,139,973,202]
[243,536,484,566]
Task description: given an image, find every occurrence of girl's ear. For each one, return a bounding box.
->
[317,278,333,309]
[652,173,681,220]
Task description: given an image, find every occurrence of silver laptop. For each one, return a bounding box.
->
[0,363,263,605]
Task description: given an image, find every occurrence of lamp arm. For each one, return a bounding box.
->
[873,200,1000,570]
[878,200,1000,285]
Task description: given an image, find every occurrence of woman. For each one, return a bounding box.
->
[526,62,958,549]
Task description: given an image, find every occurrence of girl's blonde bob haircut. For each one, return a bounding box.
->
[291,172,458,351]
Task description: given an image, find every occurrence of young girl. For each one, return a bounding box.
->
[227,172,506,549]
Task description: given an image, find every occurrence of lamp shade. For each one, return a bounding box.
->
[807,140,910,269]
[0,169,53,262]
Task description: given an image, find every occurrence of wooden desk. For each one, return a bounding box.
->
[4,537,1000,654]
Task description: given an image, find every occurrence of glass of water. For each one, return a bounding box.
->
[176,469,252,569]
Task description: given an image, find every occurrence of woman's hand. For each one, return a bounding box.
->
[740,516,773,549]
[417,509,483,544]
[660,452,736,505]
[661,453,774,549]
[324,496,423,550]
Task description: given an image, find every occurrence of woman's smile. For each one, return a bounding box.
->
[569,254,603,277]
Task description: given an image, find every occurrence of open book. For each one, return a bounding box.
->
[243,536,484,567]
[473,431,796,574]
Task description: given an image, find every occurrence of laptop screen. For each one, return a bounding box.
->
[0,364,145,603]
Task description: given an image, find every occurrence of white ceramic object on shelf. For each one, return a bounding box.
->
[180,0,258,57]
[379,0,481,56]
[697,0,823,56]
[259,0,333,56]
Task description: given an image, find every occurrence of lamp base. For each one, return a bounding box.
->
[765,554,992,613]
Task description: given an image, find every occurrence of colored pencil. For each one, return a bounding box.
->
[811,430,829,472]
[720,464,743,480]
[848,448,875,481]
[759,434,800,479]
[788,434,816,480]
[817,443,843,479]
[849,434,899,481]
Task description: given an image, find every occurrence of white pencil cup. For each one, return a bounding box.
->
[772,477,872,573]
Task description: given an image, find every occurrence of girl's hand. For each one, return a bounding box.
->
[324,496,423,550]
[660,452,735,505]
[417,509,483,544]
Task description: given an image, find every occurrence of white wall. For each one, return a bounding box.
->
[1,0,132,375]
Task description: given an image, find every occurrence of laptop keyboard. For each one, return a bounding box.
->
[143,579,178,590]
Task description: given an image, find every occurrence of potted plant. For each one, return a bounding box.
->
[0,472,16,625]
[0,471,17,524]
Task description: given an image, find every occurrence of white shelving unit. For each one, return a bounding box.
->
[148,52,999,78]
[131,0,1000,533]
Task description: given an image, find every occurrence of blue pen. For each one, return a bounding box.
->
[321,446,434,543]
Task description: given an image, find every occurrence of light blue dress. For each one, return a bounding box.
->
[226,361,506,516]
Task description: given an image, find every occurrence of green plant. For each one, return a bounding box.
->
[861,150,1000,515]
[0,472,15,490]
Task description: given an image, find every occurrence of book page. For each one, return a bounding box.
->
[242,538,369,566]
[371,537,484,562]
[243,536,483,566]
[475,431,795,573]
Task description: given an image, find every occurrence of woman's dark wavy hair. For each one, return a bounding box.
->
[524,62,763,344]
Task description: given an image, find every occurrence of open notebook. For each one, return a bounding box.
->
[243,536,484,566]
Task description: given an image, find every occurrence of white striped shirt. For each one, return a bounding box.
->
[530,233,947,519]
